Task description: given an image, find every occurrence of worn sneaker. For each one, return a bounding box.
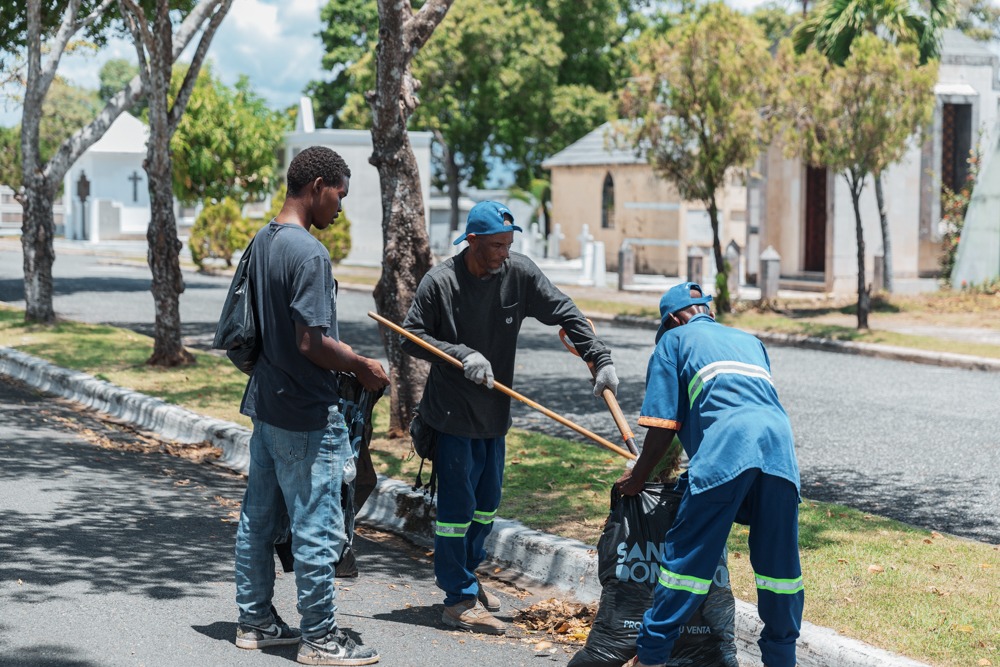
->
[236,613,301,649]
[297,628,380,666]
[441,599,506,635]
[475,576,501,612]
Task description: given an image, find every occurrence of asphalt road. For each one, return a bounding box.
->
[1,244,998,544]
[0,375,575,667]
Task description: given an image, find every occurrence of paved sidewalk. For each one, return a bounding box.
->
[0,346,935,667]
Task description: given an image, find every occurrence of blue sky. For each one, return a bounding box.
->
[1,0,774,127]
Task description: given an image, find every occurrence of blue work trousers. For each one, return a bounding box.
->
[235,406,349,640]
[637,468,803,667]
[433,433,505,606]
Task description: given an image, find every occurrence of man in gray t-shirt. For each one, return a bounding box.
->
[233,146,388,666]
[402,201,619,635]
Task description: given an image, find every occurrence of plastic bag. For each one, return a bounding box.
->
[213,237,260,376]
[568,484,737,667]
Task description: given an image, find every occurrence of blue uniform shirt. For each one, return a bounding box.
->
[638,313,800,496]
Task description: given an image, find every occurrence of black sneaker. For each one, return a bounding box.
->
[297,628,380,665]
[236,612,301,649]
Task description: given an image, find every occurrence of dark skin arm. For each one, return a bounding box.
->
[615,426,677,496]
[295,321,389,392]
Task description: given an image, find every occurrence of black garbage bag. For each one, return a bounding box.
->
[568,484,738,667]
[335,373,385,578]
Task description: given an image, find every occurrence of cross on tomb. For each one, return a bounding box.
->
[128,171,143,202]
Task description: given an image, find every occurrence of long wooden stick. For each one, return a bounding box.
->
[369,311,636,460]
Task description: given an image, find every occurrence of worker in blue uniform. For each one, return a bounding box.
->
[617,282,803,667]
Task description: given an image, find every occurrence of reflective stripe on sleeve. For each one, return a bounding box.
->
[755,572,805,595]
[435,521,471,538]
[473,509,497,525]
[657,566,712,595]
[688,361,773,406]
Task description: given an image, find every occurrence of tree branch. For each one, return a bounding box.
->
[169,0,233,133]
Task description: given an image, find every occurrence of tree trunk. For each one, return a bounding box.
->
[145,148,193,366]
[874,172,893,292]
[707,195,731,313]
[369,0,453,436]
[20,185,57,323]
[120,0,231,367]
[848,175,870,330]
[447,150,461,235]
[433,128,461,234]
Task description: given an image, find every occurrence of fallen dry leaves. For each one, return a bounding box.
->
[512,598,596,644]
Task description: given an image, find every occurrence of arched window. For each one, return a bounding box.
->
[601,172,615,229]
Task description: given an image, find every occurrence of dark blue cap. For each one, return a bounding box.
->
[655,282,712,342]
[453,201,522,245]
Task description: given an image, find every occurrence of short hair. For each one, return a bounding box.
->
[286,146,351,196]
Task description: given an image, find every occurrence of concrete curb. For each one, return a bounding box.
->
[0,346,931,667]
[595,312,1000,373]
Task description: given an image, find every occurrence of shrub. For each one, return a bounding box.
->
[188,198,254,269]
[939,147,981,288]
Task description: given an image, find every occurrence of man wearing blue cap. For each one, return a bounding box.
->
[616,282,802,667]
[401,200,619,635]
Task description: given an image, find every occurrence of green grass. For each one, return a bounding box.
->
[1,303,998,666]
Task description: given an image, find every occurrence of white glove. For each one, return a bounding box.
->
[593,364,619,398]
[463,351,494,389]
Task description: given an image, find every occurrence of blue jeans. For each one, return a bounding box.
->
[235,406,349,640]
[433,433,505,606]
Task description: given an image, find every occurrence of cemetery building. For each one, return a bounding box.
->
[63,112,156,242]
[750,29,1000,295]
[541,122,748,281]
[284,98,433,266]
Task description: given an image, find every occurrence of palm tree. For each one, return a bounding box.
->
[793,0,954,292]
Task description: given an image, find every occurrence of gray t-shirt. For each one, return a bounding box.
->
[401,249,612,438]
[240,220,340,432]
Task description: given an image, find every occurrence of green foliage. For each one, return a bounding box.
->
[311,0,636,186]
[622,4,778,205]
[750,1,802,44]
[188,198,254,269]
[98,58,139,102]
[792,0,955,66]
[940,146,981,288]
[265,184,351,264]
[620,2,778,311]
[955,0,1000,41]
[170,65,289,206]
[0,77,100,192]
[782,36,937,186]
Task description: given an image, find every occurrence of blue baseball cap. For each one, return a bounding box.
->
[655,282,713,342]
[453,201,522,245]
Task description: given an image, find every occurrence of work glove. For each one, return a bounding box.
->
[593,364,619,398]
[463,351,495,389]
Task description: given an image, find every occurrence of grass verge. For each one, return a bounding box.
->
[0,304,996,666]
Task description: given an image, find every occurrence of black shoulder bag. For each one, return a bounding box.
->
[213,236,260,375]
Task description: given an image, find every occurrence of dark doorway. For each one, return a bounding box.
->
[804,165,827,272]
[941,103,973,199]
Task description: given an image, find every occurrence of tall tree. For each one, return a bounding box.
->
[118,0,233,366]
[793,0,954,292]
[781,36,936,327]
[620,2,779,313]
[368,0,454,436]
[10,0,215,324]
[16,0,134,323]
[171,65,289,206]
